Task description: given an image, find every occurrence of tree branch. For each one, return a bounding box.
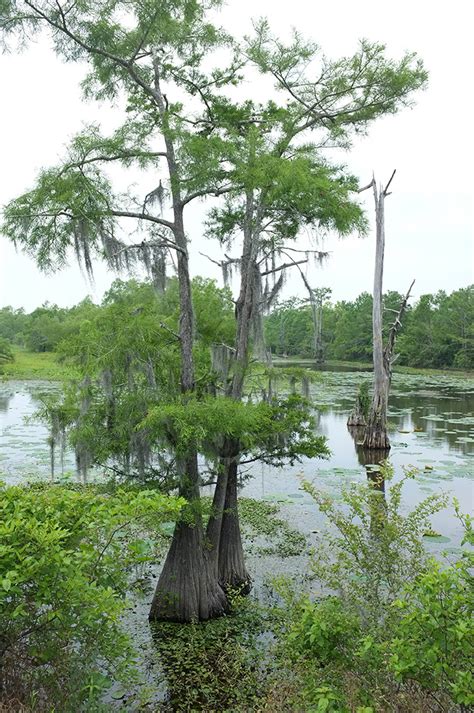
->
[383,169,396,196]
[109,209,175,231]
[260,258,308,276]
[60,151,168,174]
[24,0,163,107]
[384,278,415,365]
[180,184,235,208]
[358,177,375,194]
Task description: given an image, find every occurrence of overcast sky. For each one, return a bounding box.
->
[1,0,472,312]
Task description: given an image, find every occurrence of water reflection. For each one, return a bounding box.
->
[344,426,389,536]
[0,392,13,413]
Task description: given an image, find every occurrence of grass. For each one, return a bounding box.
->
[0,347,75,381]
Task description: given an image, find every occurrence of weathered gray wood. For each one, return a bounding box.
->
[362,172,414,451]
[363,177,391,449]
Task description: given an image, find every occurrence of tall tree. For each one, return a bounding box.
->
[1,0,240,621]
[1,3,428,616]
[203,24,427,591]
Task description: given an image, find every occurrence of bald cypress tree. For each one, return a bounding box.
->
[203,23,428,591]
[1,0,240,622]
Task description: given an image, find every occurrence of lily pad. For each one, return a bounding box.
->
[423,534,451,543]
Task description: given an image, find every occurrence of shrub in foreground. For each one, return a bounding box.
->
[0,482,182,711]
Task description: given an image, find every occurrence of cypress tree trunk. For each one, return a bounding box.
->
[213,189,259,592]
[149,456,228,622]
[149,66,227,621]
[218,460,251,594]
[205,456,230,580]
[149,215,228,621]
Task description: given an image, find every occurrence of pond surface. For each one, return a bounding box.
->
[244,369,474,547]
[1,371,472,552]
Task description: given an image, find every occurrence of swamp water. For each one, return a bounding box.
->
[1,371,473,708]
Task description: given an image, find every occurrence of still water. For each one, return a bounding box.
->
[1,371,472,553]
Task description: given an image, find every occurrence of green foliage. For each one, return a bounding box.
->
[265,285,474,369]
[357,381,370,419]
[390,561,474,706]
[397,286,474,369]
[267,465,472,711]
[303,463,448,612]
[144,394,329,466]
[151,596,267,712]
[2,167,114,274]
[0,299,99,354]
[287,596,360,665]
[247,23,427,142]
[0,481,183,711]
[0,347,73,380]
[26,277,235,482]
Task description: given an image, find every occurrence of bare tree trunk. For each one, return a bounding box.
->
[362,172,414,451]
[363,175,392,450]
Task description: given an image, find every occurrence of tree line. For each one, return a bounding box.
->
[265,285,474,369]
[3,283,472,370]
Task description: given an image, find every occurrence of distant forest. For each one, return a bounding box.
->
[0,282,472,370]
[265,285,473,369]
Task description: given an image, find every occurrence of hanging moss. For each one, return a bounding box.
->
[211,344,234,385]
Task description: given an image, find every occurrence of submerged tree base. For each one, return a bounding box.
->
[362,425,391,450]
[149,522,228,623]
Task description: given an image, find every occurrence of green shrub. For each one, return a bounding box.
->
[268,464,472,711]
[287,596,360,665]
[390,508,474,707]
[390,561,474,707]
[0,482,183,711]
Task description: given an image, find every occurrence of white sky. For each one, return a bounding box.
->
[1,0,472,312]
